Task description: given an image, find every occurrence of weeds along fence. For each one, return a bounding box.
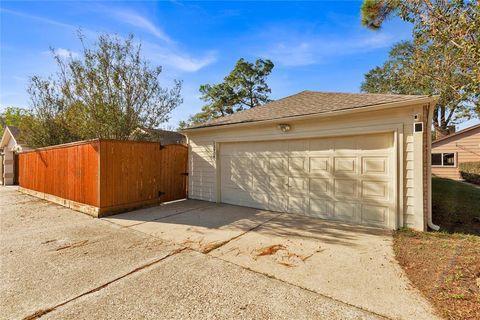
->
[18,139,188,217]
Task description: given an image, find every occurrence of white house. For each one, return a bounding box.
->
[182,91,438,231]
[0,126,30,185]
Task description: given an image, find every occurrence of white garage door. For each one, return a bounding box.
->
[220,132,397,229]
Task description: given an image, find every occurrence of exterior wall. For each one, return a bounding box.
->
[186,103,430,230]
[3,138,16,185]
[431,128,480,180]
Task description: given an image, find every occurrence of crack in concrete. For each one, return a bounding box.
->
[202,214,282,254]
[22,247,188,320]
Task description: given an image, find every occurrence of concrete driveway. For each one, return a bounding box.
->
[1,187,438,320]
[105,200,438,320]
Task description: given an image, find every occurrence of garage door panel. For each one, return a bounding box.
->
[253,175,270,193]
[362,156,388,175]
[309,198,333,218]
[361,180,389,201]
[270,157,288,175]
[288,196,308,214]
[220,132,396,229]
[309,178,330,195]
[269,195,288,212]
[270,176,288,192]
[334,179,357,198]
[361,205,388,226]
[251,158,269,173]
[309,157,330,174]
[334,157,357,174]
[289,157,308,174]
[333,202,358,222]
[222,157,252,190]
[288,177,308,194]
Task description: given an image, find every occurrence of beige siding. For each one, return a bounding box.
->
[189,141,216,201]
[186,103,429,230]
[432,127,480,180]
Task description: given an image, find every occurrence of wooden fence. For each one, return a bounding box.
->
[18,139,188,217]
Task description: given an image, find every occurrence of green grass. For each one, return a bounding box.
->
[432,177,480,235]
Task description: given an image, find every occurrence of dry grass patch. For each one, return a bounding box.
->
[394,229,480,320]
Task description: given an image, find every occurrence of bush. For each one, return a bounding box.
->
[459,161,480,185]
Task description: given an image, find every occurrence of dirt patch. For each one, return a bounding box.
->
[255,244,286,256]
[394,229,480,320]
[253,244,322,267]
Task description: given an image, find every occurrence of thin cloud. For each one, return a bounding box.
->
[260,33,396,66]
[41,48,79,59]
[54,48,79,58]
[101,7,216,71]
[109,8,172,43]
[162,52,217,72]
[143,41,217,72]
[0,8,76,30]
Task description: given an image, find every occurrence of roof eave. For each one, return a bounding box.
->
[181,96,437,134]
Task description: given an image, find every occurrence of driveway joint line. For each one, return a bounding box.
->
[103,204,217,228]
[21,247,189,320]
[208,253,391,320]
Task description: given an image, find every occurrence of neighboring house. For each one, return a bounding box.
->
[182,91,438,231]
[0,126,30,185]
[131,127,186,145]
[431,123,480,180]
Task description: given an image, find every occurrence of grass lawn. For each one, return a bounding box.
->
[432,177,480,235]
[394,178,480,320]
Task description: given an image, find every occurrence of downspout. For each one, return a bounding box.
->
[426,101,440,231]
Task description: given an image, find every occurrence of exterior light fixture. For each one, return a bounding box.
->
[277,124,291,133]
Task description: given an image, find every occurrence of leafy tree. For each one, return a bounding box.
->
[361,41,475,132]
[225,58,274,109]
[24,32,182,147]
[0,107,30,137]
[360,0,479,135]
[185,58,274,126]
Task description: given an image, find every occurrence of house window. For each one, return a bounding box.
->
[431,153,442,166]
[431,152,456,167]
[442,153,455,166]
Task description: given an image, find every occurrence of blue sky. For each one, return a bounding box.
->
[1,1,478,129]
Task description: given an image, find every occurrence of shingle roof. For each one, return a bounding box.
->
[186,91,431,130]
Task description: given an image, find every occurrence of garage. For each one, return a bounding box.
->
[183,91,438,231]
[220,132,396,228]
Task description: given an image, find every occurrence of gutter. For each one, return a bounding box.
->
[426,100,440,231]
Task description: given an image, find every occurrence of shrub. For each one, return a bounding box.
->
[459,161,480,185]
